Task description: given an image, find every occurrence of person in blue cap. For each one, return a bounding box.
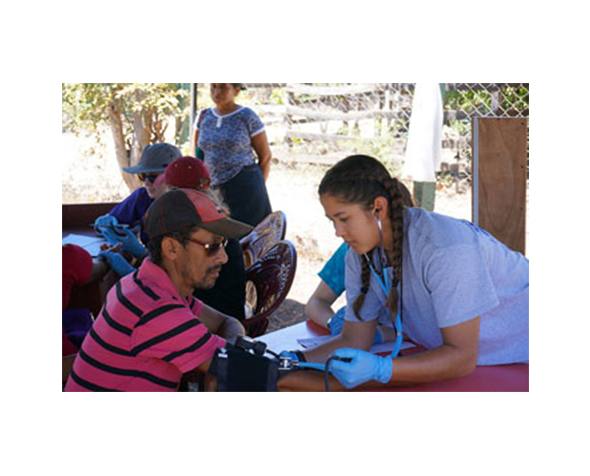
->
[93,143,181,265]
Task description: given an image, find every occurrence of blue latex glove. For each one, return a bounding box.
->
[101,227,146,259]
[328,307,346,335]
[99,250,135,277]
[329,348,393,389]
[94,214,119,230]
[279,350,300,362]
[329,307,383,346]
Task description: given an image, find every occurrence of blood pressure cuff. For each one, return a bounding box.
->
[208,345,279,392]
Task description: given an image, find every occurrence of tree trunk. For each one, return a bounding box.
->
[132,89,152,168]
[109,99,139,192]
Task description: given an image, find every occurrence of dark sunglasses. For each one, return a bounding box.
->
[187,237,228,255]
[138,173,160,183]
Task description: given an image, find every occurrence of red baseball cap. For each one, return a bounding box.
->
[165,156,211,191]
[144,189,252,240]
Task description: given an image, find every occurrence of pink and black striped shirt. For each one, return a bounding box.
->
[65,259,225,391]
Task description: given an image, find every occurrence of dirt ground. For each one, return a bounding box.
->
[62,131,472,333]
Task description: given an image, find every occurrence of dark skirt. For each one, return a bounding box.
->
[217,164,272,227]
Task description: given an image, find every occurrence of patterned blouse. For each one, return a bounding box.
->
[196,107,265,186]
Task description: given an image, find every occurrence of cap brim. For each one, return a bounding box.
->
[123,165,166,174]
[200,217,253,240]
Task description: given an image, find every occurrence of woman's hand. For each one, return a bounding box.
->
[94,214,119,230]
[101,227,146,259]
[329,348,393,389]
[302,319,378,363]
[99,250,135,277]
[251,131,272,181]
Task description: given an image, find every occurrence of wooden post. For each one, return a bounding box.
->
[189,83,198,131]
[284,85,294,148]
[472,117,528,255]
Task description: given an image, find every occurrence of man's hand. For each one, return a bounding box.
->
[216,317,245,345]
[199,305,245,345]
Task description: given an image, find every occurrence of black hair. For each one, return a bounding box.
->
[147,225,200,266]
[319,154,413,323]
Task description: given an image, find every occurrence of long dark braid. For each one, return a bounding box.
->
[319,155,412,323]
[383,176,406,321]
[352,255,372,319]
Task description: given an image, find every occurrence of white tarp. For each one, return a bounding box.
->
[402,83,444,182]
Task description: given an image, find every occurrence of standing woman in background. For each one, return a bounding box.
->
[193,83,273,227]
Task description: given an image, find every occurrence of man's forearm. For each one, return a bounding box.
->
[302,334,352,363]
[217,317,246,344]
[303,321,375,363]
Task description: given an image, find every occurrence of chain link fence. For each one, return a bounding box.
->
[195,83,529,189]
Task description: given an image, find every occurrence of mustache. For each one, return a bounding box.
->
[206,265,223,275]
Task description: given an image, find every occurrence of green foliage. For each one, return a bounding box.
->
[269,87,286,105]
[62,83,189,146]
[444,85,529,113]
[62,83,112,136]
[348,135,404,177]
[501,85,529,111]
[449,119,471,136]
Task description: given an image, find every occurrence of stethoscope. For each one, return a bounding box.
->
[364,214,404,359]
[282,214,403,389]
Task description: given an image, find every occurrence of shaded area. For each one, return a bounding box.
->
[266,299,307,333]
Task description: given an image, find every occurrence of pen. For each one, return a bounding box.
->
[91,224,130,237]
[90,224,129,230]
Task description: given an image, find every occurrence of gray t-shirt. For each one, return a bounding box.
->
[344,207,529,365]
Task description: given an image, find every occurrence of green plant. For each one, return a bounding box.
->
[62,83,189,191]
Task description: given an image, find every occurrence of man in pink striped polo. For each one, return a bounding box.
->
[65,189,252,392]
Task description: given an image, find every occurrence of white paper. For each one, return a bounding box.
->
[62,234,107,257]
[297,335,415,354]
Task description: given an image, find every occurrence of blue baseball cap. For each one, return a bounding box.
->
[123,143,181,174]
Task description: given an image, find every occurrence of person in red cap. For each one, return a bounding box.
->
[65,189,251,392]
[164,157,247,320]
[164,156,212,191]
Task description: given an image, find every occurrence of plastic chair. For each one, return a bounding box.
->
[240,211,287,270]
[243,240,297,337]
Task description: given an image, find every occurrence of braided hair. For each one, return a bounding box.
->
[318,155,413,324]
